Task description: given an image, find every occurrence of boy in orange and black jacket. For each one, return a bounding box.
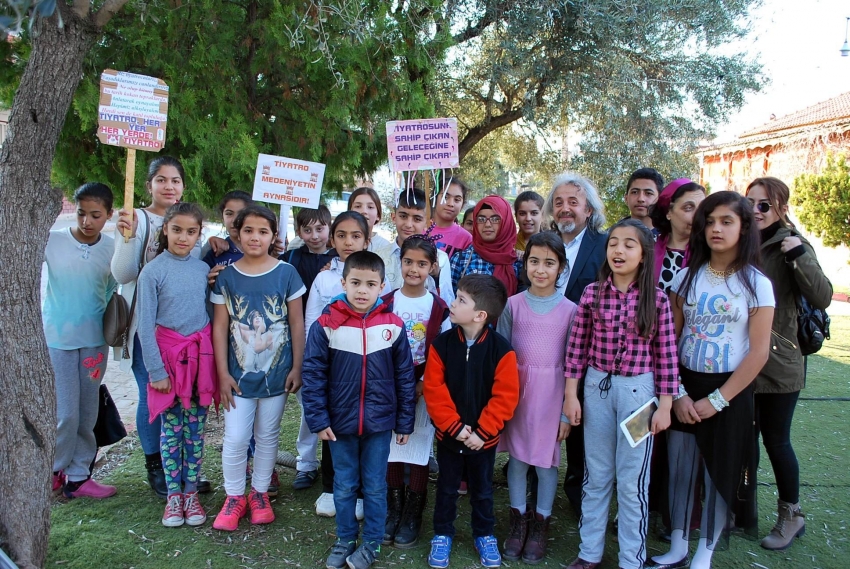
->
[423,274,519,568]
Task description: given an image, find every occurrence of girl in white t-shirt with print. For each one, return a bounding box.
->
[650,192,775,569]
[382,234,451,549]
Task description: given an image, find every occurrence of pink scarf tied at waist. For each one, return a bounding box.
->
[147,323,219,423]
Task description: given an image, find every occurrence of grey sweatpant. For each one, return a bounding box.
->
[578,367,655,569]
[50,346,108,482]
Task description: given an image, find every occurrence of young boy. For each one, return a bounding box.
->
[432,178,472,258]
[388,188,454,306]
[513,191,544,252]
[45,183,118,499]
[423,274,519,568]
[302,251,416,569]
[284,205,339,492]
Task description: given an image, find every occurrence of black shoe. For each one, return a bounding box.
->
[394,487,426,549]
[346,541,379,569]
[643,555,689,569]
[383,487,404,545]
[293,469,319,490]
[144,453,168,499]
[327,540,357,569]
[197,477,211,494]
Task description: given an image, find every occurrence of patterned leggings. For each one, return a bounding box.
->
[160,398,208,496]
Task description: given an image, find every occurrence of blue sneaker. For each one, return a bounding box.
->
[428,535,453,568]
[474,535,501,568]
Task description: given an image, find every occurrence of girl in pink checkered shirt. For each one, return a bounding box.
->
[562,219,679,569]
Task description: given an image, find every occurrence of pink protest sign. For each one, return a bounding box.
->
[386,118,459,172]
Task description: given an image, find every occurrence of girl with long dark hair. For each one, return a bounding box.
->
[650,192,775,569]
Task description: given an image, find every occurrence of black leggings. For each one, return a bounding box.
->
[754,391,800,503]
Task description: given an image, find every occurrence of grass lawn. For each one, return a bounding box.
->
[47,318,850,569]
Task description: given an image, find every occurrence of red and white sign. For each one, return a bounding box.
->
[386,118,459,172]
[252,153,325,208]
[97,70,168,152]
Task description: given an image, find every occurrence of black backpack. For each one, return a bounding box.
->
[797,295,830,356]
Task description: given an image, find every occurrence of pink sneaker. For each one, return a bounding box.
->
[248,489,275,524]
[458,481,468,495]
[63,478,117,499]
[52,471,65,493]
[213,495,248,531]
[183,491,207,526]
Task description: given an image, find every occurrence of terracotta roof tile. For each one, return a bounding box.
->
[740,91,850,138]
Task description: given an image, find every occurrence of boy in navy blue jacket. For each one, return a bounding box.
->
[302,251,416,569]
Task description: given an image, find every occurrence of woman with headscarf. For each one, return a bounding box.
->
[646,178,706,543]
[650,179,707,294]
[449,195,523,295]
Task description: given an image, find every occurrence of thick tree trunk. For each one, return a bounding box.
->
[0,9,98,569]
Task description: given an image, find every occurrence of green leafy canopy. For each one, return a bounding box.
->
[793,153,850,251]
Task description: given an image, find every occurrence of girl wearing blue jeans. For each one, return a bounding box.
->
[112,156,203,497]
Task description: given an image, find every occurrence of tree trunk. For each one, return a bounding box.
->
[0,9,98,568]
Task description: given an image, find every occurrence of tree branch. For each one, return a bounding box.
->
[72,0,90,19]
[451,0,507,44]
[94,0,131,28]
[458,107,524,160]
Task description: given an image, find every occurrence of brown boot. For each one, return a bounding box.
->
[760,499,805,550]
[522,512,550,564]
[502,507,529,561]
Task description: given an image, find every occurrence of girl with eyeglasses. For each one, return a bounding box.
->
[743,177,832,551]
[448,195,523,295]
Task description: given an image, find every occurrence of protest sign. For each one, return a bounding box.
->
[97,70,168,152]
[386,118,459,173]
[252,154,325,209]
[97,69,170,241]
[253,154,326,234]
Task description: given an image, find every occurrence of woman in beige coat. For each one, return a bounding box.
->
[745,177,833,551]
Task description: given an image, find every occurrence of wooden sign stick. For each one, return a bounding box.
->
[424,171,431,222]
[124,148,136,243]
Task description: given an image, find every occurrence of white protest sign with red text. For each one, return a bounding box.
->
[386,118,459,172]
[252,154,325,209]
[97,70,168,151]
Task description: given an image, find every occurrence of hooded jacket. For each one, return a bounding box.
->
[756,224,832,393]
[302,296,417,436]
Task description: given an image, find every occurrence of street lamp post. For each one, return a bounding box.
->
[841,17,850,57]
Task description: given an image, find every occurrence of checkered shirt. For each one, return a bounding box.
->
[449,247,523,294]
[564,278,679,396]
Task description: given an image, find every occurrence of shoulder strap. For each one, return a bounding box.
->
[138,209,151,270]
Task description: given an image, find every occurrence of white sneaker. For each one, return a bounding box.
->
[355,498,365,521]
[315,492,336,517]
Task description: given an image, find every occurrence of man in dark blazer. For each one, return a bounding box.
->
[544,172,608,515]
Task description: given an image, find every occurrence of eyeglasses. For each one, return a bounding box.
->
[476,215,502,225]
[747,199,773,213]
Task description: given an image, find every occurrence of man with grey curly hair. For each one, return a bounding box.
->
[542,171,607,515]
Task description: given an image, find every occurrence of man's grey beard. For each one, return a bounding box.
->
[556,220,576,234]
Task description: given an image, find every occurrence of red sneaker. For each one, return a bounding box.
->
[52,471,65,493]
[248,489,275,525]
[213,495,248,531]
[162,494,185,527]
[63,478,117,499]
[268,469,280,497]
[183,491,207,526]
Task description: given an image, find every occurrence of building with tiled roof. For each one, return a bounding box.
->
[697,91,850,192]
